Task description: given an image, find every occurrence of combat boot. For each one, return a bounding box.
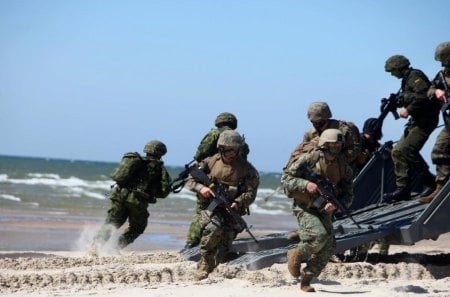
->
[419,172,436,197]
[287,248,302,278]
[300,274,315,292]
[419,184,442,204]
[195,254,215,281]
[383,187,411,203]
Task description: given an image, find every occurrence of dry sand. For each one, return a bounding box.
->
[1,233,450,297]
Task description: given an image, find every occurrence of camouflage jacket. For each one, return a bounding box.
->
[399,68,440,131]
[110,152,171,204]
[303,119,362,165]
[185,153,259,215]
[281,148,353,211]
[194,126,250,162]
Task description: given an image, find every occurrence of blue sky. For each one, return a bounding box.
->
[1,0,449,172]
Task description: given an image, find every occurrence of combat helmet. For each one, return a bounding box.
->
[307,102,332,121]
[363,118,382,140]
[385,55,410,72]
[318,128,344,147]
[215,112,238,129]
[435,41,450,62]
[143,140,167,157]
[217,130,243,147]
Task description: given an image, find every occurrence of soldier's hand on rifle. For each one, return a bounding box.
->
[199,186,215,199]
[230,201,239,210]
[435,89,447,102]
[323,202,337,214]
[306,182,318,194]
[399,108,409,118]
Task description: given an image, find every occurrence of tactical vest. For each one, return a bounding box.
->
[205,154,248,202]
[285,152,346,207]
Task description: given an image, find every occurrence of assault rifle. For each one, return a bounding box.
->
[368,91,401,139]
[170,160,195,193]
[189,166,258,243]
[301,165,362,229]
[380,92,400,121]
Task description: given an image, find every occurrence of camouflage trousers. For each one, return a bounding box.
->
[295,209,335,278]
[431,127,450,185]
[186,199,203,245]
[199,209,237,267]
[95,195,149,249]
[391,125,433,188]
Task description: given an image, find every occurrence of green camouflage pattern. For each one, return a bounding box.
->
[385,55,410,72]
[188,127,249,246]
[194,127,230,162]
[391,68,439,189]
[143,140,167,157]
[307,102,332,121]
[295,209,336,277]
[281,147,352,278]
[185,154,259,271]
[95,155,171,249]
[392,125,434,188]
[435,41,450,62]
[431,127,450,185]
[303,119,362,166]
[398,69,439,130]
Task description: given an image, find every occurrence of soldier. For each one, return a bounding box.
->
[303,101,362,172]
[185,112,249,248]
[185,130,259,280]
[420,42,450,203]
[355,118,382,172]
[89,140,171,256]
[281,129,353,292]
[383,55,440,202]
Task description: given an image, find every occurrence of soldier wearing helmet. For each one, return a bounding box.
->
[88,140,171,256]
[194,112,249,162]
[186,112,250,249]
[383,55,440,203]
[421,41,450,204]
[281,128,353,292]
[354,118,383,172]
[185,130,259,280]
[303,101,362,172]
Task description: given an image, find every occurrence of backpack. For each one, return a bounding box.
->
[283,141,317,174]
[111,152,145,186]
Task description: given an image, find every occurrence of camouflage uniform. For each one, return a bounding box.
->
[93,142,171,251]
[186,152,259,279]
[388,66,440,198]
[303,102,361,172]
[281,138,353,288]
[186,113,250,247]
[430,74,450,184]
[421,43,450,203]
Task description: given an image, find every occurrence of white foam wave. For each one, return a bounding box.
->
[0,194,21,202]
[0,173,112,200]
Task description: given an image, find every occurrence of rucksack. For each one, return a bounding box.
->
[283,141,318,174]
[111,152,145,186]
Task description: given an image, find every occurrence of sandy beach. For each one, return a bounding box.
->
[1,209,449,297]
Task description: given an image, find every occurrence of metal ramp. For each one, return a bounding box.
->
[180,143,450,270]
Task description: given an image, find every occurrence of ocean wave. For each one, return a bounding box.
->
[0,194,21,202]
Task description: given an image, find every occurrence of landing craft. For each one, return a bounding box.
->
[181,142,450,269]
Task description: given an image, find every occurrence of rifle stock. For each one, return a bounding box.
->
[189,166,258,243]
[170,160,195,193]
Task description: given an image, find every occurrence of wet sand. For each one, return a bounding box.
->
[1,209,449,296]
